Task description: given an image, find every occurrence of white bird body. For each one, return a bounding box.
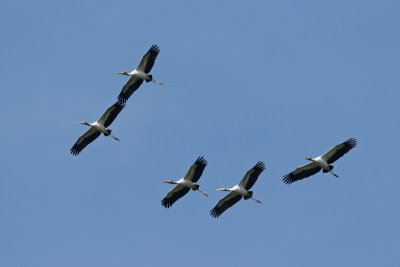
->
[117,45,163,103]
[161,157,208,208]
[210,161,266,218]
[126,69,150,80]
[174,177,198,190]
[220,185,250,197]
[283,138,357,184]
[88,121,108,135]
[312,156,330,170]
[70,101,125,155]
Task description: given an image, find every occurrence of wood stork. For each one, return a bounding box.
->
[282,138,357,184]
[210,161,265,218]
[70,102,125,155]
[161,156,208,208]
[117,44,163,103]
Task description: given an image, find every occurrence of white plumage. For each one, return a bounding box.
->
[117,44,163,103]
[210,161,265,218]
[161,156,208,208]
[283,138,357,184]
[70,102,125,155]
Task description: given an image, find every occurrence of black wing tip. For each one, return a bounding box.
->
[210,208,221,218]
[196,156,208,166]
[255,161,266,171]
[117,96,128,104]
[70,147,80,156]
[282,174,294,184]
[345,138,357,148]
[161,198,173,208]
[150,44,160,54]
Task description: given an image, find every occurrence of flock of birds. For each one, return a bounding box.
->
[70,45,357,218]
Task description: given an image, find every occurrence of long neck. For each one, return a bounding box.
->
[117,71,133,76]
[164,180,178,184]
[217,187,231,191]
[79,121,93,127]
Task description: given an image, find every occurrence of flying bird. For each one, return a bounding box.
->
[161,156,208,208]
[70,101,125,155]
[117,44,163,103]
[282,138,357,184]
[210,161,265,218]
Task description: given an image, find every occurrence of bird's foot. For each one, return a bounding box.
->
[251,197,262,204]
[197,189,208,196]
[110,134,120,141]
[152,80,163,86]
[331,171,339,178]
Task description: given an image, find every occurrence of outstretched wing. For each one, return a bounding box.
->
[282,161,321,184]
[239,161,266,190]
[98,102,125,128]
[321,138,357,164]
[70,127,101,156]
[137,44,160,74]
[210,192,242,218]
[161,185,190,208]
[183,156,208,183]
[117,77,144,104]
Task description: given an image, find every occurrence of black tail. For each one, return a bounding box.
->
[145,75,153,82]
[104,129,112,136]
[323,165,334,173]
[244,191,253,200]
[192,184,200,191]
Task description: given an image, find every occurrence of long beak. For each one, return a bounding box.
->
[216,188,228,191]
[116,72,127,75]
[77,121,86,125]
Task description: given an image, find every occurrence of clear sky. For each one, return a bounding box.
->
[1,0,399,266]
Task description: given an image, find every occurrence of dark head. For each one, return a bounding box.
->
[304,157,313,161]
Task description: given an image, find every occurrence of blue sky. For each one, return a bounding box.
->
[1,0,399,266]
